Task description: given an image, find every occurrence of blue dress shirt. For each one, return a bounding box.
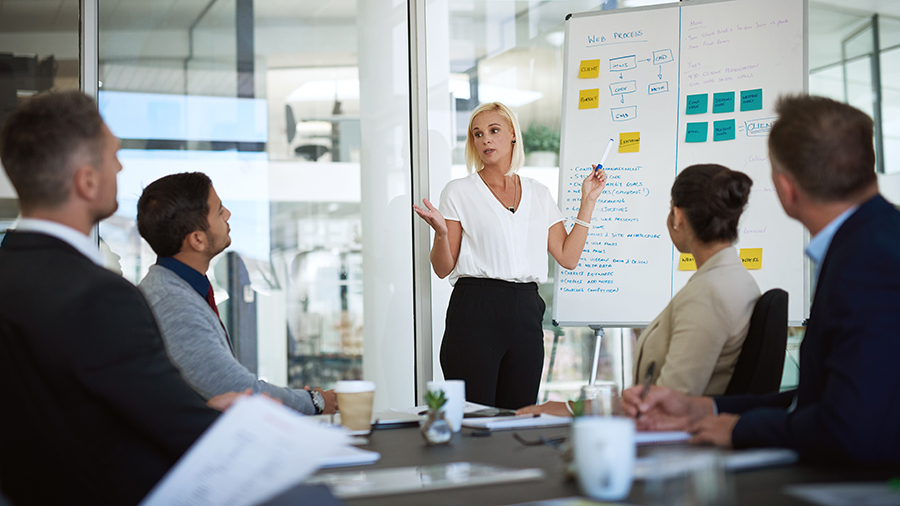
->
[805,205,858,284]
[156,257,211,299]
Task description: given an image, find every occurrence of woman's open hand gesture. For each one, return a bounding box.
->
[413,198,448,236]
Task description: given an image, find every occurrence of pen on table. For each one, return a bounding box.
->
[636,361,656,420]
[595,138,615,174]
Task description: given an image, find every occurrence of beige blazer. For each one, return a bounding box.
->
[633,247,760,396]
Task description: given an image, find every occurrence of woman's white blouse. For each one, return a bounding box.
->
[439,172,565,286]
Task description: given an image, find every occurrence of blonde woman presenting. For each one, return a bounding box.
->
[414,102,607,409]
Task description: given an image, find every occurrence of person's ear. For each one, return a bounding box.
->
[71,164,99,202]
[671,206,686,231]
[183,230,209,254]
[774,171,799,210]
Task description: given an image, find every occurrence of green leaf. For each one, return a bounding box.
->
[522,123,560,154]
[424,390,448,411]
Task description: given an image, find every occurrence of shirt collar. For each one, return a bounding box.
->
[13,218,104,266]
[157,256,211,298]
[805,205,858,282]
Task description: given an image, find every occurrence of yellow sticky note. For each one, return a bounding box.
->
[579,59,600,79]
[740,248,763,270]
[619,132,640,153]
[579,89,600,109]
[679,253,697,271]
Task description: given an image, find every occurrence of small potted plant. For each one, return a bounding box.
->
[420,390,453,445]
[523,123,561,167]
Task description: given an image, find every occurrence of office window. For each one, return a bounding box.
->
[0,0,80,238]
[97,0,414,409]
[809,6,900,175]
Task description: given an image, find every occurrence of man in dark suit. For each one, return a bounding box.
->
[0,91,221,505]
[622,95,900,465]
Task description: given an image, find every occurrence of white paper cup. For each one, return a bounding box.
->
[573,416,636,501]
[335,381,376,431]
[426,380,465,432]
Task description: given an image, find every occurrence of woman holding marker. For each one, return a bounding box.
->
[413,102,607,409]
[596,138,615,175]
[518,164,761,416]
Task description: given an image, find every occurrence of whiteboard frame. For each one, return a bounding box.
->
[552,0,810,328]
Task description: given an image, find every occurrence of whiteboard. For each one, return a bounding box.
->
[552,0,808,327]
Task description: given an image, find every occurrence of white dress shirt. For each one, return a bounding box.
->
[13,218,104,266]
[439,172,564,286]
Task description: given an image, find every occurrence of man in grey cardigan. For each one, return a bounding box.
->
[137,172,336,416]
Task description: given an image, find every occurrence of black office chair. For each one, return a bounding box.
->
[724,288,789,396]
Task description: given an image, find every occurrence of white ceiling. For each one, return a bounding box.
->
[1,0,897,72]
[2,0,896,33]
[0,0,357,33]
[812,0,900,19]
[0,0,78,32]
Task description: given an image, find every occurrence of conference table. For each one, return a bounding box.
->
[305,424,900,506]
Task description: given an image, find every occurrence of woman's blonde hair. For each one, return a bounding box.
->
[464,102,525,176]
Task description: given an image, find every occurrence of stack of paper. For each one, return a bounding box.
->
[140,395,362,506]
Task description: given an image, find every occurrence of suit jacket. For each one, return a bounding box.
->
[634,247,760,396]
[139,265,315,414]
[0,232,220,506]
[717,195,900,464]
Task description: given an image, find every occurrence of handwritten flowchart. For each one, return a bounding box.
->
[555,0,807,326]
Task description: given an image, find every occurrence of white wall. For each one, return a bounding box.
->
[878,171,900,205]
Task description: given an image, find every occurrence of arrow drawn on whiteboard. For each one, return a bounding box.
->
[621,95,625,104]
[619,73,624,79]
[638,58,651,63]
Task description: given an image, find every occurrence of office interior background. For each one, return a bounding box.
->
[2,0,899,410]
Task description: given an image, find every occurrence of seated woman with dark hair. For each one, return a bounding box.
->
[519,164,761,415]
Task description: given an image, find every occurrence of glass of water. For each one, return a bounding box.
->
[580,381,621,417]
[643,448,735,506]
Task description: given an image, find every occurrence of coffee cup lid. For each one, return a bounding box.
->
[335,380,376,393]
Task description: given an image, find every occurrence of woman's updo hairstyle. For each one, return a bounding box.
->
[671,164,753,243]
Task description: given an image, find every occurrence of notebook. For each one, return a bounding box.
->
[319,446,381,468]
[460,414,572,431]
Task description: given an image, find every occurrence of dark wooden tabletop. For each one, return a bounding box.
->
[304,425,899,506]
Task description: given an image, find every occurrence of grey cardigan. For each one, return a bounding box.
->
[139,264,315,414]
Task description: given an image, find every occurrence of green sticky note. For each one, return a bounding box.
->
[713,92,735,113]
[685,122,708,143]
[713,119,736,141]
[686,94,708,115]
[741,89,763,111]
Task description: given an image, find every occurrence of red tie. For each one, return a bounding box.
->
[206,284,235,356]
[205,284,220,317]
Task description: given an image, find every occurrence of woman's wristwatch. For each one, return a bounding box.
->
[309,390,325,414]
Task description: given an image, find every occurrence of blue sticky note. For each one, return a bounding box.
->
[741,89,763,111]
[712,92,735,113]
[686,94,708,115]
[713,119,736,141]
[685,122,708,143]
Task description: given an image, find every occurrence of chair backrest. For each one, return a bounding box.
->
[724,288,789,396]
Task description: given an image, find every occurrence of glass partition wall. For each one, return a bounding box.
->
[810,4,900,175]
[0,0,81,242]
[96,0,414,410]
